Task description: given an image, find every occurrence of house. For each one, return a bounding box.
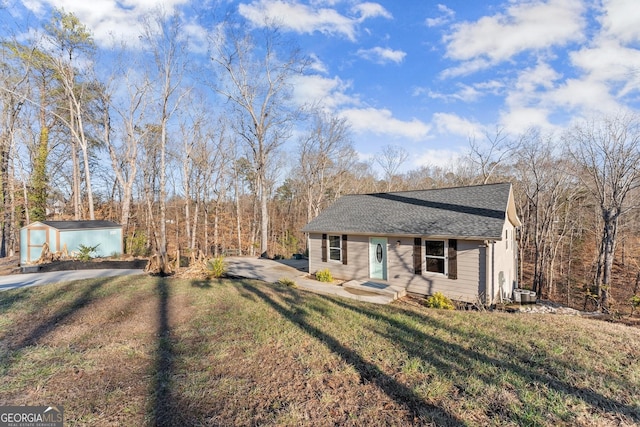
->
[20,220,123,265]
[301,183,521,305]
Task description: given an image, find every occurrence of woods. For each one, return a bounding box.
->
[1,10,640,313]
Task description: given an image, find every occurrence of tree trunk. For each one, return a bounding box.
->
[260,179,269,258]
[80,139,95,220]
[599,213,618,311]
[235,170,242,254]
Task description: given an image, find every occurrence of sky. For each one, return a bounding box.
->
[3,0,640,173]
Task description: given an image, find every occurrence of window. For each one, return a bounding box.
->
[425,240,447,275]
[328,235,342,261]
[505,230,508,249]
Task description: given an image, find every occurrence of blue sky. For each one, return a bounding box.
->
[3,0,640,172]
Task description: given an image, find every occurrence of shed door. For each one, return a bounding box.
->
[27,227,48,263]
[369,238,387,280]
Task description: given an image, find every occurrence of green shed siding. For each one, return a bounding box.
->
[60,228,123,258]
[20,221,123,265]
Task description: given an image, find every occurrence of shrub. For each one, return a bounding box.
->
[77,244,100,261]
[315,268,333,283]
[631,295,640,315]
[206,256,226,279]
[277,277,297,288]
[127,232,148,256]
[424,292,455,310]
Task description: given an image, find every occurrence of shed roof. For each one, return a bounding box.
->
[302,183,518,240]
[37,220,121,230]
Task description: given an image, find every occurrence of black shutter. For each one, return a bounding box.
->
[448,239,457,280]
[342,235,348,265]
[413,238,422,274]
[321,234,327,262]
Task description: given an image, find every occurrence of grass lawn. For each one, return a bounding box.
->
[1,275,639,426]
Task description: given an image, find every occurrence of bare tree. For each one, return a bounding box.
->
[44,9,97,220]
[564,113,640,311]
[0,40,28,256]
[142,11,190,272]
[298,109,355,221]
[466,127,514,185]
[513,129,577,297]
[375,144,409,191]
[209,21,307,257]
[101,53,151,245]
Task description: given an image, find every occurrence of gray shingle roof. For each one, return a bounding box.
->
[302,183,513,240]
[40,220,121,230]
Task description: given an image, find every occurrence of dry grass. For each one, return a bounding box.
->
[1,275,639,426]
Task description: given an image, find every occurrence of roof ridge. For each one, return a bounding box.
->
[341,181,512,197]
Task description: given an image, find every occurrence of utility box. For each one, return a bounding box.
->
[20,220,123,265]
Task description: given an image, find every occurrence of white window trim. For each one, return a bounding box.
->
[327,235,342,262]
[424,239,448,276]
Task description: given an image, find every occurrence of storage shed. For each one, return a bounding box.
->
[20,220,123,265]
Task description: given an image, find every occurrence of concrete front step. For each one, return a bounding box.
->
[341,280,407,301]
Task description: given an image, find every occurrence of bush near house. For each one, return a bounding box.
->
[424,292,455,310]
[315,268,333,282]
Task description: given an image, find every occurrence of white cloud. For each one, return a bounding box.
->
[443,0,585,67]
[238,0,391,41]
[19,0,190,48]
[339,107,431,140]
[427,83,483,103]
[570,40,640,97]
[549,77,621,114]
[432,112,484,138]
[351,2,392,21]
[356,46,406,64]
[290,74,357,109]
[440,57,493,78]
[425,4,455,28]
[308,53,329,73]
[498,107,553,135]
[413,148,462,169]
[502,62,561,111]
[599,0,640,43]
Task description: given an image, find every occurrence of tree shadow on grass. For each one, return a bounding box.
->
[0,287,33,314]
[319,295,640,424]
[241,282,466,426]
[1,278,114,356]
[148,276,175,426]
[148,277,209,427]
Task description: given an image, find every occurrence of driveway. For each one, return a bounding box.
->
[0,269,145,292]
[0,257,398,304]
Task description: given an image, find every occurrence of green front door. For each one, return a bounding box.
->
[369,237,388,280]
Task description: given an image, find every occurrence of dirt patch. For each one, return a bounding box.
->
[0,256,20,275]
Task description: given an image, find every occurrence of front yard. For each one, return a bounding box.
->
[0,275,639,426]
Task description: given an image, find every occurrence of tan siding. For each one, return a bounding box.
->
[388,238,485,303]
[309,233,500,304]
[309,234,371,280]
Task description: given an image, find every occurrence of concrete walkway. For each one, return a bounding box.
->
[0,269,145,292]
[225,257,398,304]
